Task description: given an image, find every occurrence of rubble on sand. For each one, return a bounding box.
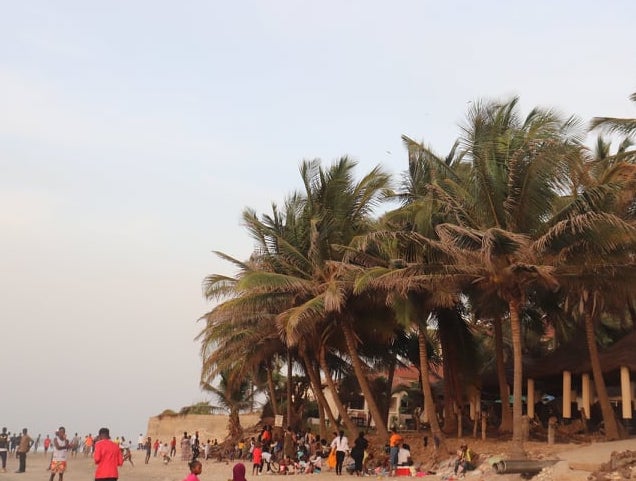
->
[586,450,636,481]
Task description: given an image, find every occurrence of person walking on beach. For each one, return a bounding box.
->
[94,427,123,481]
[182,460,202,481]
[49,427,70,481]
[15,427,33,473]
[330,430,349,476]
[44,435,51,454]
[0,427,8,472]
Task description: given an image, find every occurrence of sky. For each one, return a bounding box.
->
[2,1,635,440]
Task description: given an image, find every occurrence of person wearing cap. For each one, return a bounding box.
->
[93,428,123,481]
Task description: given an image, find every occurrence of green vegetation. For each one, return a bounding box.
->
[198,93,636,453]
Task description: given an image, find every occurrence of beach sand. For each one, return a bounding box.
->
[4,437,635,481]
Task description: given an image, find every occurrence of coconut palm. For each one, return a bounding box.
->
[590,92,636,137]
[202,371,255,442]
[385,98,581,443]
[225,158,393,438]
[536,210,636,440]
[387,136,483,436]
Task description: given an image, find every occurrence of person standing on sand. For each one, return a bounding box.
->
[330,430,349,476]
[350,431,368,476]
[170,436,177,458]
[144,437,152,464]
[94,427,123,481]
[49,427,70,481]
[0,427,9,472]
[180,433,191,462]
[15,427,33,473]
[388,429,402,476]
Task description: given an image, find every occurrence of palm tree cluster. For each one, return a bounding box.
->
[198,94,636,454]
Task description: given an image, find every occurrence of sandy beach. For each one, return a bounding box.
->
[2,437,635,481]
[2,449,245,481]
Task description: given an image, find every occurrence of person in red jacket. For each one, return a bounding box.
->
[93,428,123,481]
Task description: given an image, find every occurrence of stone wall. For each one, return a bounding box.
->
[146,413,262,444]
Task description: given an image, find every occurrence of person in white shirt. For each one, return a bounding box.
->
[330,431,349,476]
[397,443,412,466]
[49,427,70,481]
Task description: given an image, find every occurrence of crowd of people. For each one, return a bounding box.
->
[0,423,477,480]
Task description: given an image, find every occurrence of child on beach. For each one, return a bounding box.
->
[183,460,203,481]
[252,443,262,476]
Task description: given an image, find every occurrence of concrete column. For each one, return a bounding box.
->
[469,391,481,421]
[581,373,591,419]
[621,366,632,419]
[563,370,572,419]
[527,378,535,419]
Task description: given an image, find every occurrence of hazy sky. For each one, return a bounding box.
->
[2,1,634,440]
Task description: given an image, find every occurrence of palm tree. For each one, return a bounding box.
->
[385,98,581,444]
[535,211,636,440]
[590,92,636,137]
[219,158,393,438]
[387,136,483,436]
[275,158,393,439]
[202,371,255,443]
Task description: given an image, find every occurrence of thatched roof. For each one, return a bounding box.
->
[526,330,636,379]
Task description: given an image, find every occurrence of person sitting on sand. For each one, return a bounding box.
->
[453,443,475,475]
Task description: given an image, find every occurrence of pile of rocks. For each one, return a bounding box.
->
[587,450,636,481]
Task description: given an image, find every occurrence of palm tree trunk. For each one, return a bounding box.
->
[382,357,397,428]
[418,326,447,456]
[266,362,279,416]
[584,308,621,440]
[508,299,525,456]
[438,325,458,434]
[301,351,339,431]
[341,321,390,440]
[494,317,512,433]
[228,407,243,443]
[319,343,358,434]
[287,351,293,427]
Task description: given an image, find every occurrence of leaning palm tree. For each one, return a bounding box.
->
[386,98,582,441]
[391,136,481,434]
[535,211,636,440]
[280,158,393,438]
[228,158,394,438]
